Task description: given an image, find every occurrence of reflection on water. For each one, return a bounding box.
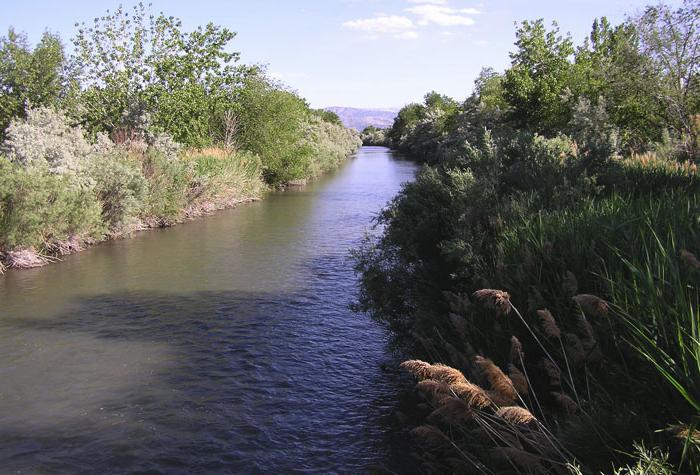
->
[0,147,417,473]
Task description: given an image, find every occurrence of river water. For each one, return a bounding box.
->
[0,146,417,474]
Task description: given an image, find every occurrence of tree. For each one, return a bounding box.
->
[634,0,700,156]
[0,28,69,139]
[502,20,575,133]
[71,3,244,145]
[572,17,665,148]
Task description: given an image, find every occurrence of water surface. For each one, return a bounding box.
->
[0,146,417,473]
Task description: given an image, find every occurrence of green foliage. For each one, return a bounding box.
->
[2,106,92,177]
[235,75,314,185]
[88,148,147,233]
[358,7,700,470]
[312,108,342,126]
[140,151,194,224]
[0,28,69,139]
[71,2,243,145]
[360,125,389,146]
[502,20,575,132]
[0,157,102,250]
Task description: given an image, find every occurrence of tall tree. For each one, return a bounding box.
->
[634,0,700,156]
[502,20,575,133]
[0,29,68,139]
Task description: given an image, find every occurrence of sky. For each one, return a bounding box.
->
[1,0,664,109]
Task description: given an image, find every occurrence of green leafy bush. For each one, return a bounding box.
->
[0,157,102,250]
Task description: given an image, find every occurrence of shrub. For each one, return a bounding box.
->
[1,107,92,179]
[184,148,264,209]
[88,149,147,234]
[140,150,193,225]
[0,157,102,250]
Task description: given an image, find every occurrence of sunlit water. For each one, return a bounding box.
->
[0,146,417,473]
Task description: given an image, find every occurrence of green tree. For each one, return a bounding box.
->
[235,75,313,185]
[634,0,700,156]
[0,28,68,139]
[502,20,575,132]
[71,3,243,146]
[572,17,664,148]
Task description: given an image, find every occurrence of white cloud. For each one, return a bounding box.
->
[342,15,415,34]
[394,31,420,40]
[405,5,480,27]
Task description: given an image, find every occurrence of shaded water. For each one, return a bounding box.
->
[0,146,417,473]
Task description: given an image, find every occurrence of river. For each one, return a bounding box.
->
[0,146,418,473]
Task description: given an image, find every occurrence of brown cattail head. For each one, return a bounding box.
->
[473,289,512,316]
[667,424,700,444]
[416,379,451,401]
[680,249,700,269]
[429,398,474,424]
[474,356,517,404]
[509,336,524,364]
[400,360,433,380]
[508,364,529,396]
[539,358,561,387]
[537,309,561,339]
[428,363,468,385]
[451,381,493,409]
[573,294,609,317]
[495,406,537,425]
[551,391,579,414]
[411,425,448,447]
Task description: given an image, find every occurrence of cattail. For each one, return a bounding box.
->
[428,363,468,385]
[509,336,524,364]
[400,360,433,380]
[562,270,578,297]
[537,309,561,339]
[508,364,529,396]
[573,294,609,317]
[451,381,493,409]
[539,358,561,387]
[551,392,579,414]
[667,424,700,443]
[680,249,700,269]
[411,425,448,447]
[429,398,474,423]
[475,356,517,404]
[473,289,512,316]
[416,379,451,402]
[449,312,468,337]
[563,333,586,367]
[490,448,547,474]
[495,406,537,425]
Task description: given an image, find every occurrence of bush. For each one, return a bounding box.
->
[184,148,264,209]
[88,149,147,234]
[0,157,102,250]
[2,107,92,179]
[140,150,194,225]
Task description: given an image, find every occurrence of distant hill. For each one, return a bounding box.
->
[324,107,398,131]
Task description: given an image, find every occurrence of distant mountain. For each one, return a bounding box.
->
[324,107,398,131]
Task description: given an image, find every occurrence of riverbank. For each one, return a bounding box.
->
[0,109,361,275]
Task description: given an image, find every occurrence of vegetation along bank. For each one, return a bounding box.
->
[0,4,361,273]
[355,1,700,473]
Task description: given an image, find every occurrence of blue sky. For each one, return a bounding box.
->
[2,0,660,109]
